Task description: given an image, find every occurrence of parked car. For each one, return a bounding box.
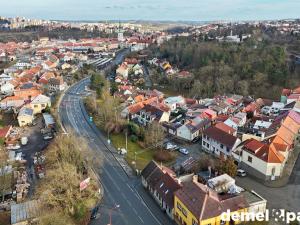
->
[179,147,189,155]
[237,169,247,177]
[165,143,178,151]
[6,144,21,150]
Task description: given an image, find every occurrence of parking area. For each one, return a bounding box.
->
[164,137,207,171]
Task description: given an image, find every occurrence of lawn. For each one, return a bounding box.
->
[110,133,155,170]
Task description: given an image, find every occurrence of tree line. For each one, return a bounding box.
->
[149,36,299,99]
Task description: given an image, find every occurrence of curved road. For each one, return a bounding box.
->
[59,80,175,224]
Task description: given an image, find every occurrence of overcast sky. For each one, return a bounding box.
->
[0,0,299,21]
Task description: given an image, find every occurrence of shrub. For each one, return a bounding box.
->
[130,135,138,143]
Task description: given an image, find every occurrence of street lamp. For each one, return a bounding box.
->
[108,204,120,225]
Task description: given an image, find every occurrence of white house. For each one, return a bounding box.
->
[17,107,34,127]
[176,117,210,141]
[233,139,286,180]
[202,126,241,159]
[234,112,247,127]
[30,94,51,115]
[224,118,239,130]
[0,73,12,83]
[116,63,129,79]
[0,82,15,95]
[163,96,186,111]
[48,77,65,92]
[135,104,170,126]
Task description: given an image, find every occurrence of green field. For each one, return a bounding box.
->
[110,133,155,170]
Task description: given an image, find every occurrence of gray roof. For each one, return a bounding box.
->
[11,200,40,224]
[19,107,34,117]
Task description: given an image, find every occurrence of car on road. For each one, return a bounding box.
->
[179,147,189,155]
[237,169,247,177]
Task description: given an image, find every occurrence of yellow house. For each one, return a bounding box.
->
[174,176,249,225]
[30,94,51,115]
[18,107,34,127]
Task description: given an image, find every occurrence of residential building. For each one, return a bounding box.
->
[176,117,211,141]
[30,94,51,115]
[141,161,181,220]
[134,103,170,126]
[202,126,241,159]
[48,76,65,92]
[174,176,249,225]
[233,110,300,180]
[164,96,186,111]
[0,82,15,95]
[17,107,34,127]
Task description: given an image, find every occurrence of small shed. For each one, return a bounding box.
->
[11,200,40,225]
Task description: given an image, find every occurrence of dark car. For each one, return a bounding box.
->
[90,205,99,219]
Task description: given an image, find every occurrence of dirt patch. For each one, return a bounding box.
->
[0,211,10,225]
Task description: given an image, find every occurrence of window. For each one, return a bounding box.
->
[220,144,224,149]
[177,202,182,211]
[34,105,38,108]
[41,104,45,107]
[227,147,230,152]
[248,156,253,163]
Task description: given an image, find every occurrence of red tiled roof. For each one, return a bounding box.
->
[215,122,236,135]
[203,126,238,148]
[0,126,12,138]
[243,139,265,153]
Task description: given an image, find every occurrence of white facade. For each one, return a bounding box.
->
[224,118,238,130]
[1,82,14,95]
[177,125,199,141]
[202,134,241,159]
[237,149,286,179]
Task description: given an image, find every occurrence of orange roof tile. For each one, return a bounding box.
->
[128,102,144,114]
[256,145,285,163]
[215,122,236,135]
[134,95,144,103]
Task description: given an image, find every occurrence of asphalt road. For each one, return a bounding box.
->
[59,82,175,224]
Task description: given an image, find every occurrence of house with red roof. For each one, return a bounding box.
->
[233,110,300,180]
[141,160,182,220]
[202,126,241,159]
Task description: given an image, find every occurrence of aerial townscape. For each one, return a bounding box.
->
[0,1,300,225]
